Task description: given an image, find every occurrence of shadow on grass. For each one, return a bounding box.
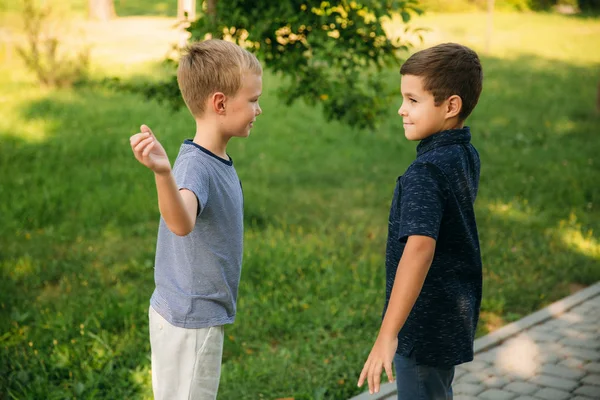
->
[0,52,599,399]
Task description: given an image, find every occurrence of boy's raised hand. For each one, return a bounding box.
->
[130,125,171,175]
[357,334,397,394]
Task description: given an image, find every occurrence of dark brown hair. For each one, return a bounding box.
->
[400,43,483,121]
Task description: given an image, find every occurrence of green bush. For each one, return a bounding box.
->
[16,0,90,88]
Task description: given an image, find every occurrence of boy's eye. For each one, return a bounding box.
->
[410,98,417,103]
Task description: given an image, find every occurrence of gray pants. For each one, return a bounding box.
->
[149,306,224,400]
[394,353,455,400]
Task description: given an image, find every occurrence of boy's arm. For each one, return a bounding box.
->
[357,234,436,394]
[358,161,447,394]
[130,125,197,236]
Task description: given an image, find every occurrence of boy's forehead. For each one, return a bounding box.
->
[400,74,426,93]
[242,72,262,90]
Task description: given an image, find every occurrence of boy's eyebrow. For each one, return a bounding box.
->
[402,91,419,98]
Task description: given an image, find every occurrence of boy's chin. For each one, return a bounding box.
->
[403,130,419,141]
[230,129,251,138]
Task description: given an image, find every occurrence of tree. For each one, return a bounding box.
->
[177,0,197,21]
[89,0,116,21]
[162,0,423,130]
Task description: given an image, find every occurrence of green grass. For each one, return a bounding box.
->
[0,0,187,17]
[1,8,600,400]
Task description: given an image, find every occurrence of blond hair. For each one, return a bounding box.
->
[177,40,262,117]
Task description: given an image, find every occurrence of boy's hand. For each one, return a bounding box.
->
[357,334,397,395]
[130,125,171,175]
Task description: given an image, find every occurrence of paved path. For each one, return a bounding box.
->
[351,282,600,400]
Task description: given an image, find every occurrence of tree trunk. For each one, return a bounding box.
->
[206,0,217,25]
[485,0,494,53]
[178,0,197,21]
[89,0,116,21]
[597,80,600,114]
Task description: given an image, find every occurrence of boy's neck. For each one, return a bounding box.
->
[441,117,464,132]
[192,118,230,160]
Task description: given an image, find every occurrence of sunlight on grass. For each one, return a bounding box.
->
[16,119,55,143]
[489,115,510,129]
[486,199,535,223]
[386,12,600,64]
[129,365,153,400]
[560,227,600,259]
[0,102,58,143]
[553,118,578,136]
[13,255,36,280]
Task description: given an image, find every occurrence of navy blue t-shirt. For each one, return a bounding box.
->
[384,127,482,367]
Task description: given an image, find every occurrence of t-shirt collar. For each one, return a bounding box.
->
[416,126,471,156]
[184,139,233,166]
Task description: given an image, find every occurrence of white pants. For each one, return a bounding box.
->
[149,306,224,400]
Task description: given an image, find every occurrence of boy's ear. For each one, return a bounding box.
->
[211,92,227,115]
[445,95,462,119]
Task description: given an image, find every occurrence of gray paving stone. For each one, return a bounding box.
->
[535,352,562,364]
[453,382,485,396]
[532,387,570,400]
[540,363,587,380]
[454,367,468,380]
[558,357,587,369]
[526,330,562,342]
[585,362,600,373]
[454,396,479,400]
[572,323,600,333]
[582,373,600,386]
[557,346,600,361]
[530,374,579,391]
[572,303,595,313]
[557,311,586,323]
[455,373,474,383]
[574,385,600,398]
[512,397,538,400]
[483,375,511,389]
[537,342,565,354]
[587,308,600,317]
[529,324,554,334]
[477,350,500,364]
[458,370,493,384]
[545,319,573,329]
[478,389,518,400]
[571,397,598,400]
[504,381,539,395]
[560,337,600,350]
[562,328,598,340]
[462,360,490,372]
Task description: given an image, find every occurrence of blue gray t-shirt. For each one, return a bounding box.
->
[150,140,244,329]
[384,127,482,367]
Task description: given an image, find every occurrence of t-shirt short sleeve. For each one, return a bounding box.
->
[398,162,448,241]
[173,154,210,215]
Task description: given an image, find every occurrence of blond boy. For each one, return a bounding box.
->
[130,39,262,400]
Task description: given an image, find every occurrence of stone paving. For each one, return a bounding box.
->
[351,282,600,400]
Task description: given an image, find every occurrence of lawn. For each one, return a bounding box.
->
[1,6,599,400]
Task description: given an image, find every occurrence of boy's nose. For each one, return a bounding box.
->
[256,105,262,116]
[398,102,408,117]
